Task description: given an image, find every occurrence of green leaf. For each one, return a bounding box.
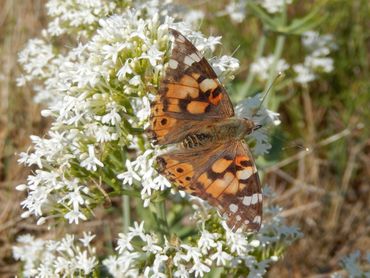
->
[281,5,326,34]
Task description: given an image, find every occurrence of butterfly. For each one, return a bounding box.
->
[148,28,262,231]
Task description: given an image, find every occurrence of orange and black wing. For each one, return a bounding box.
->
[156,140,262,231]
[148,29,234,145]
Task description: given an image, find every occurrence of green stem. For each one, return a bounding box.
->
[123,195,130,233]
[241,33,267,98]
[262,0,287,107]
[155,200,169,241]
[263,34,286,107]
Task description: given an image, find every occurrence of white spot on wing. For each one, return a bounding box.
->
[183,55,194,66]
[253,216,261,224]
[199,78,218,92]
[169,59,178,69]
[251,193,259,205]
[176,35,186,43]
[242,196,252,206]
[258,193,263,202]
[190,52,201,62]
[237,168,253,180]
[229,203,238,213]
[236,215,241,221]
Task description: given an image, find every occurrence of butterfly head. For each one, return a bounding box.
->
[236,118,257,139]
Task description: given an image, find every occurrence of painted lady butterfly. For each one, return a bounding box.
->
[148,29,262,231]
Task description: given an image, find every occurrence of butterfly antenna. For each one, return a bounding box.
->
[253,72,283,117]
[231,44,241,57]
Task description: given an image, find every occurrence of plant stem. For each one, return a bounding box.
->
[155,200,169,241]
[263,1,287,107]
[123,195,130,233]
[241,33,267,98]
[263,34,286,107]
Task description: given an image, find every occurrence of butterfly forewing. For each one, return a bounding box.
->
[148,28,234,145]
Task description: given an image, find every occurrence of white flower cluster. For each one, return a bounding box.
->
[17,2,172,224]
[223,0,248,23]
[293,31,336,84]
[13,232,97,277]
[251,55,290,82]
[103,197,301,277]
[249,31,336,86]
[45,0,117,37]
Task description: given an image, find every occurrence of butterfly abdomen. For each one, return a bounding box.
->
[182,132,214,149]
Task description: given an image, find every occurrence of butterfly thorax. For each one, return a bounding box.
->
[182,118,255,149]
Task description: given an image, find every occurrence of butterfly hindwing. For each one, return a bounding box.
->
[156,140,262,231]
[148,28,234,145]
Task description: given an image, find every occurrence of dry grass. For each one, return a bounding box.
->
[0,1,46,276]
[0,1,369,277]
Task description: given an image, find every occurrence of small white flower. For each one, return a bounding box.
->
[64,209,87,224]
[180,244,202,262]
[293,64,316,84]
[101,103,122,125]
[142,234,162,254]
[183,10,204,26]
[75,250,98,274]
[116,233,134,253]
[224,1,247,23]
[189,259,211,277]
[198,230,218,253]
[141,45,163,67]
[135,96,151,122]
[302,31,336,52]
[305,55,334,73]
[152,253,169,272]
[117,59,133,80]
[79,232,96,247]
[174,264,189,278]
[80,145,104,171]
[223,222,250,255]
[152,175,172,191]
[251,55,289,81]
[210,242,233,266]
[128,221,146,241]
[117,160,141,186]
